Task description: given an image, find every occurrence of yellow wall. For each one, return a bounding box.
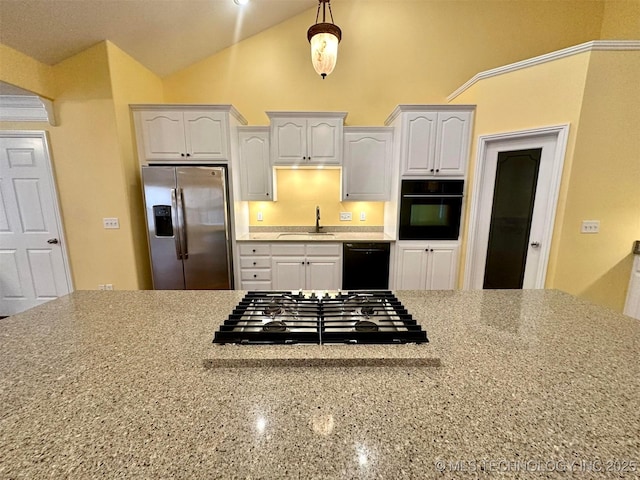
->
[601,0,640,38]
[45,42,139,290]
[0,43,55,98]
[163,1,604,125]
[248,169,384,226]
[453,49,640,312]
[106,41,164,289]
[552,51,640,310]
[1,41,164,291]
[453,52,591,287]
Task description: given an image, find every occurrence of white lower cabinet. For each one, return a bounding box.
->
[395,243,458,290]
[624,255,640,320]
[238,243,272,290]
[272,243,342,290]
[238,242,342,290]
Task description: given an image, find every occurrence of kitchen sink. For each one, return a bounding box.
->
[277,232,335,239]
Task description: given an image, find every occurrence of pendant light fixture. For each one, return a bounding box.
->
[307,0,342,79]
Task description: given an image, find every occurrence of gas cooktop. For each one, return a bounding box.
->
[213,291,428,345]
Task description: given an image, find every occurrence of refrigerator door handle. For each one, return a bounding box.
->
[170,188,182,260]
[177,187,189,259]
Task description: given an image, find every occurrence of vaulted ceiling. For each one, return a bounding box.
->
[0,0,318,77]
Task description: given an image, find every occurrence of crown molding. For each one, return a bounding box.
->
[447,40,640,102]
[0,95,56,125]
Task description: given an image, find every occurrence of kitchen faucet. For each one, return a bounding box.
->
[315,206,322,233]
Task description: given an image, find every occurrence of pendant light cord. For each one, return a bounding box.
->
[314,0,335,25]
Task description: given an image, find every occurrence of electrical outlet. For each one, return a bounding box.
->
[580,220,600,234]
[340,212,352,221]
[105,284,113,290]
[360,212,366,221]
[103,217,120,229]
[98,284,105,290]
[257,211,263,222]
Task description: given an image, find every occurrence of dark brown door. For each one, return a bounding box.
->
[483,148,542,289]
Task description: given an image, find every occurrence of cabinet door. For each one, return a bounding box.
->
[426,245,458,290]
[272,256,306,290]
[238,128,272,201]
[396,246,427,290]
[140,110,186,160]
[307,118,342,165]
[272,118,307,165]
[184,111,228,160]
[402,112,437,176]
[434,111,470,176]
[343,130,392,201]
[307,256,341,290]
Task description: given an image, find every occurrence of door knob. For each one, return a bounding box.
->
[530,242,540,247]
[47,238,59,244]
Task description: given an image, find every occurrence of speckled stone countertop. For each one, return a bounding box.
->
[236,231,395,242]
[2,290,639,478]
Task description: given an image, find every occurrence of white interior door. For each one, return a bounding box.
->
[465,126,568,289]
[0,131,72,315]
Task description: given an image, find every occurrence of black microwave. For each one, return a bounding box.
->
[399,179,464,240]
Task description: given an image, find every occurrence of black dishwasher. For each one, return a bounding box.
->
[342,243,391,290]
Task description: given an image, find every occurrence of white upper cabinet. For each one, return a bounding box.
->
[386,105,474,177]
[132,105,246,164]
[434,111,472,176]
[403,111,438,175]
[342,127,393,201]
[238,127,273,201]
[268,112,347,166]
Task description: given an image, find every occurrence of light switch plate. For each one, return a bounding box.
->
[103,217,120,229]
[360,212,366,221]
[340,212,352,221]
[580,220,600,233]
[257,212,263,221]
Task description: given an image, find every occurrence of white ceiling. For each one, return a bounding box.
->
[0,0,318,78]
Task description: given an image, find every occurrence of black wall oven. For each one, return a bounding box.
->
[399,179,464,240]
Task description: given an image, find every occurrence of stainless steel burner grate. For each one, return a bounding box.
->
[213,291,428,345]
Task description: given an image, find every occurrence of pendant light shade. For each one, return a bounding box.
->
[307,0,342,79]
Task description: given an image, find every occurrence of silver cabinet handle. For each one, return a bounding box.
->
[177,187,188,259]
[171,189,182,260]
[530,242,540,247]
[47,238,59,244]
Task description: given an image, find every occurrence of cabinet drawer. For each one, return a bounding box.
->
[240,257,271,269]
[306,243,341,256]
[241,269,271,281]
[239,243,271,256]
[241,280,272,290]
[271,243,306,256]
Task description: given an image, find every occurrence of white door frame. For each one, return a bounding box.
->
[463,124,569,289]
[0,130,73,300]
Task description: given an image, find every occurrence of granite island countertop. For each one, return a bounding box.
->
[1,289,639,478]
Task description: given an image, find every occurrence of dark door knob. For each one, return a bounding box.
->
[47,238,59,244]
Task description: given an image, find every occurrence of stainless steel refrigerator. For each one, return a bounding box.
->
[141,166,233,290]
